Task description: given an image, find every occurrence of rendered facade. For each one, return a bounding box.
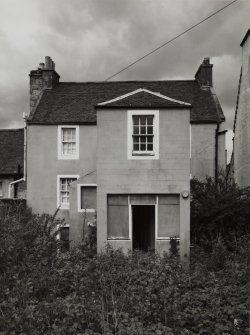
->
[232,29,250,188]
[25,56,226,258]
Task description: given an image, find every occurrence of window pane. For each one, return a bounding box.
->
[141,143,146,151]
[133,126,139,134]
[147,116,153,125]
[147,136,153,143]
[130,195,156,205]
[133,116,139,125]
[60,178,77,206]
[140,136,146,143]
[158,204,180,237]
[108,205,129,239]
[140,117,146,125]
[140,126,146,134]
[108,195,128,206]
[147,126,153,134]
[81,186,97,209]
[147,143,153,151]
[158,195,180,205]
[133,143,139,151]
[133,136,140,143]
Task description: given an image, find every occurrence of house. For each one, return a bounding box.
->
[25,56,226,259]
[232,29,250,188]
[0,129,26,199]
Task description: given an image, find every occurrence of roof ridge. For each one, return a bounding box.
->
[58,79,196,84]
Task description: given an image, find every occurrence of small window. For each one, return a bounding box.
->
[57,176,79,209]
[128,110,159,160]
[0,181,3,197]
[58,126,79,159]
[78,185,97,212]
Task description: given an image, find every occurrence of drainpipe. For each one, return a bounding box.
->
[215,123,219,185]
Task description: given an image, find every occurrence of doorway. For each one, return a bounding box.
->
[132,205,155,251]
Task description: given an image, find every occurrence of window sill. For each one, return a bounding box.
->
[132,152,155,156]
[58,155,79,160]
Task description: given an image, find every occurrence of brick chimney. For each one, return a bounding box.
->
[29,56,60,116]
[195,57,213,87]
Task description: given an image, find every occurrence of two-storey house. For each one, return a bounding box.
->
[26,56,226,259]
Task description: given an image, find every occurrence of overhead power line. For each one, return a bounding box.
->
[104,0,239,81]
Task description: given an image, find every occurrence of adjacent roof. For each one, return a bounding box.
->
[98,88,191,108]
[28,80,225,124]
[240,29,250,47]
[0,129,24,175]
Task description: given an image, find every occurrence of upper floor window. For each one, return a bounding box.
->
[128,110,159,159]
[58,126,79,160]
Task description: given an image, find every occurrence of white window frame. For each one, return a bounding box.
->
[58,125,79,160]
[77,184,97,213]
[57,175,79,210]
[127,110,159,160]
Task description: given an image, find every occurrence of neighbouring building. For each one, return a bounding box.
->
[232,29,250,188]
[0,129,26,199]
[25,56,226,259]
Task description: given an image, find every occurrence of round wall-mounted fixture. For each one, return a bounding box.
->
[181,190,189,199]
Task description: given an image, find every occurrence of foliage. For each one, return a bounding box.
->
[0,203,249,334]
[190,173,250,247]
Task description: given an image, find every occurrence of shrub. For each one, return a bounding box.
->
[0,203,249,334]
[191,173,250,248]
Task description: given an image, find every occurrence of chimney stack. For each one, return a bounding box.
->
[195,57,213,87]
[29,56,60,116]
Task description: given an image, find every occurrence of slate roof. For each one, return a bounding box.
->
[98,88,191,108]
[0,129,24,175]
[28,80,225,124]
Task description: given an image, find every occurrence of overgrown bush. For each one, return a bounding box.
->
[0,203,249,334]
[191,173,250,248]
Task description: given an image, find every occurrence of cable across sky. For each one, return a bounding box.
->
[104,0,239,81]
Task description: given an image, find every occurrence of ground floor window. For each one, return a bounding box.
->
[57,175,79,209]
[107,194,180,249]
[78,184,97,212]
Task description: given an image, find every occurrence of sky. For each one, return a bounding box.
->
[0,0,249,160]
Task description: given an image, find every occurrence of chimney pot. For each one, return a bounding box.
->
[38,62,45,69]
[45,56,51,69]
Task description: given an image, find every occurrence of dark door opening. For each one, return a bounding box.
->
[132,205,155,251]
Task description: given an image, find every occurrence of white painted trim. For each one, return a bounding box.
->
[77,183,97,213]
[127,110,159,160]
[57,175,79,210]
[98,88,191,106]
[57,125,79,160]
[128,195,132,240]
[190,124,192,159]
[155,196,158,241]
